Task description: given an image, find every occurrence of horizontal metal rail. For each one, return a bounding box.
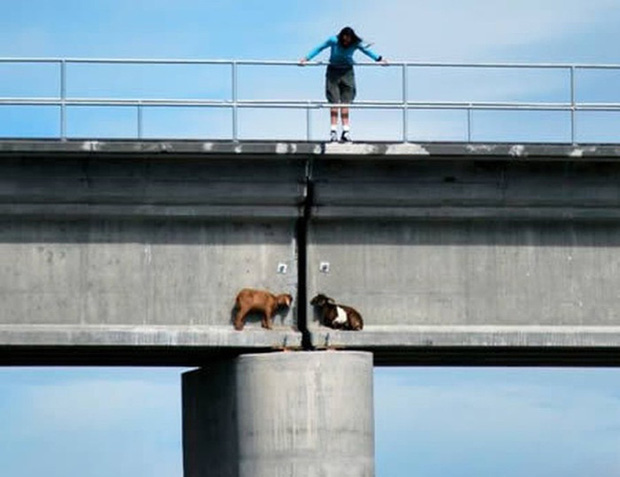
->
[2,58,620,142]
[6,98,620,110]
[5,57,620,68]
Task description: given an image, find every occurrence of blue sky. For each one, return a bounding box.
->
[2,366,620,476]
[3,1,620,476]
[4,0,620,141]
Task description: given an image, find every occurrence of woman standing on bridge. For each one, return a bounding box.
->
[300,27,387,143]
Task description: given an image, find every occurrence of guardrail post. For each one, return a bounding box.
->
[467,106,473,142]
[60,60,67,140]
[570,66,576,144]
[402,64,408,143]
[306,102,312,141]
[137,102,143,139]
[232,61,238,141]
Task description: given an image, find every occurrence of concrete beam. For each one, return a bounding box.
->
[2,139,620,161]
[0,150,305,357]
[3,140,620,366]
[305,153,620,359]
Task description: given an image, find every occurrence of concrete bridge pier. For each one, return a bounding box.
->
[182,351,374,477]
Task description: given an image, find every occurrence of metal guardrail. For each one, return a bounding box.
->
[2,58,620,142]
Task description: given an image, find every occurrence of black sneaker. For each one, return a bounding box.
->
[340,130,352,143]
[329,130,338,142]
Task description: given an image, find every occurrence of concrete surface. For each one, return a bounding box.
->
[306,155,620,355]
[2,139,620,160]
[0,220,297,327]
[182,351,374,477]
[3,140,620,365]
[308,221,620,327]
[0,151,305,354]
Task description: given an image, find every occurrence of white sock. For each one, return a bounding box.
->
[343,125,350,132]
[330,125,338,132]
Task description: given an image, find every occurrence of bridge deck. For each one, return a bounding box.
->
[1,138,620,159]
[2,140,620,366]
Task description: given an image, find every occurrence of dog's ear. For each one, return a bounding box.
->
[327,298,336,305]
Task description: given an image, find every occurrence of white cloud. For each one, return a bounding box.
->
[307,0,619,61]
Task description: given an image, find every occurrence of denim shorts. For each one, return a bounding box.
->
[325,65,356,104]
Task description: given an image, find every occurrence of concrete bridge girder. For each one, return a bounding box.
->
[2,140,620,365]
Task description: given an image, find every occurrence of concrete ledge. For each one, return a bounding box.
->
[0,204,301,220]
[0,324,302,349]
[2,139,620,161]
[4,324,620,366]
[0,140,323,156]
[311,325,620,349]
[312,206,620,220]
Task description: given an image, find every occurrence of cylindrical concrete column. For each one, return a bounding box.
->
[183,351,374,477]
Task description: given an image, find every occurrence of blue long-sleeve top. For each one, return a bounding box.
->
[305,36,381,65]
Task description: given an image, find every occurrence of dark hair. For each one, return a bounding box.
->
[337,26,362,47]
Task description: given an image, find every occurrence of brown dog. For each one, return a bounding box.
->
[233,288,293,330]
[310,293,363,331]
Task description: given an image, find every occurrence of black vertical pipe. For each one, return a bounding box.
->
[297,157,315,350]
